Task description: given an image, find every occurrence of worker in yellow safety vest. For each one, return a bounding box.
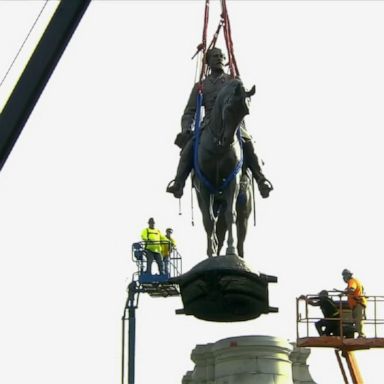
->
[141,218,167,275]
[161,228,176,275]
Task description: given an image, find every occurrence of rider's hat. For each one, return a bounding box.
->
[342,268,353,276]
[148,217,155,224]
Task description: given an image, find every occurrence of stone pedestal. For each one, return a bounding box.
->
[289,343,317,384]
[183,336,317,384]
[183,335,294,384]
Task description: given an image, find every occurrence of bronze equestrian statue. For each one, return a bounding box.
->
[191,78,255,256]
[166,47,273,200]
[167,48,278,322]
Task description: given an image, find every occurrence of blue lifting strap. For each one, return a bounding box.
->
[193,90,243,194]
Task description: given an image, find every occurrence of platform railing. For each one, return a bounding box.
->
[296,293,384,340]
[122,243,183,383]
[131,241,182,281]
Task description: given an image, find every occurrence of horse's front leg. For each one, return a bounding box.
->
[237,216,247,258]
[197,190,217,257]
[208,193,219,256]
[224,181,239,256]
[203,215,217,257]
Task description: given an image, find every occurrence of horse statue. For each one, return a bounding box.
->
[193,79,255,258]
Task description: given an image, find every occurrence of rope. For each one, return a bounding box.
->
[207,19,224,52]
[202,0,209,52]
[191,0,210,84]
[191,182,195,226]
[191,0,241,82]
[191,0,240,84]
[0,1,49,89]
[252,177,256,227]
[221,0,240,78]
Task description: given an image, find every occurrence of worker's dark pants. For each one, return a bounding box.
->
[145,250,164,275]
[352,303,366,337]
[315,318,340,336]
[163,256,170,275]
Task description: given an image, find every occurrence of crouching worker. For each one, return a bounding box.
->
[141,218,167,275]
[305,290,340,336]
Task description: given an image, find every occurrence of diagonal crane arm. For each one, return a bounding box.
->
[0,0,91,172]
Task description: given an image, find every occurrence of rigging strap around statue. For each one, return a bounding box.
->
[191,0,244,194]
[192,92,243,195]
[193,0,240,84]
[221,0,240,78]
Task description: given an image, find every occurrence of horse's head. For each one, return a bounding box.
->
[222,80,255,123]
[212,79,256,147]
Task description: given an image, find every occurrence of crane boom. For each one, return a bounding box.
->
[0,0,91,172]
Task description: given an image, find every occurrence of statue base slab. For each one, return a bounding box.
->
[169,255,278,322]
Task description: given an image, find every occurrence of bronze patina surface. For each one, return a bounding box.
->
[170,255,278,322]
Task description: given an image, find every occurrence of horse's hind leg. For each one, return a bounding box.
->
[198,195,217,257]
[237,216,247,258]
[216,213,226,256]
[236,172,252,258]
[208,194,220,256]
[224,182,239,256]
[203,215,217,257]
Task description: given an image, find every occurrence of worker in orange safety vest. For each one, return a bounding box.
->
[341,268,367,338]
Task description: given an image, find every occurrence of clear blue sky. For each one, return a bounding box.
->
[1,1,384,383]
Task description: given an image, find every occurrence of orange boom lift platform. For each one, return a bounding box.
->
[296,293,384,383]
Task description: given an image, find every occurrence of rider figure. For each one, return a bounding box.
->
[166,47,273,199]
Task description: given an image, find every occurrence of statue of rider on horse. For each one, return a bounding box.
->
[166,46,278,320]
[166,47,273,200]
